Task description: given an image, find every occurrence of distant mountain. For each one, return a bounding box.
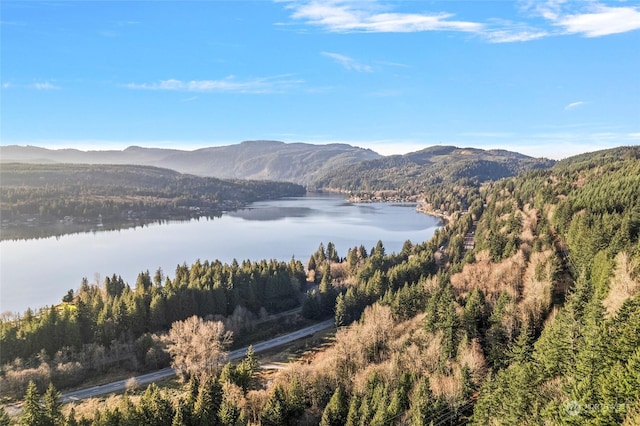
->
[0,141,381,185]
[0,143,555,198]
[312,145,555,192]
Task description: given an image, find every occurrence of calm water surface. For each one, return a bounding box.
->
[0,194,439,314]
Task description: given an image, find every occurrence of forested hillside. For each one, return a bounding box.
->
[3,146,639,425]
[0,257,306,398]
[0,163,305,240]
[313,145,554,213]
[0,141,380,185]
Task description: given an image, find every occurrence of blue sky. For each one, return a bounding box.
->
[1,0,639,159]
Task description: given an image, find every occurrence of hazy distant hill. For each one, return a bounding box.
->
[0,142,554,193]
[0,163,305,240]
[312,145,555,192]
[0,141,381,185]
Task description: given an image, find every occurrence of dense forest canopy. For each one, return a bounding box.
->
[0,163,305,240]
[2,146,639,425]
[312,145,555,214]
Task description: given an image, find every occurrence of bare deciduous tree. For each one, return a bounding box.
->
[166,316,233,379]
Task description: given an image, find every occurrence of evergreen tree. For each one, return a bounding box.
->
[462,287,485,339]
[233,345,258,391]
[285,376,306,419]
[327,242,340,263]
[118,395,139,425]
[316,243,326,263]
[308,254,317,272]
[261,385,287,426]
[569,300,609,405]
[20,381,45,426]
[424,284,459,363]
[373,240,386,257]
[471,363,542,425]
[408,377,437,426]
[387,372,412,421]
[319,265,336,314]
[320,387,348,426]
[219,363,237,385]
[346,248,359,275]
[63,408,78,426]
[509,321,533,365]
[193,376,221,426]
[358,245,368,259]
[301,290,322,319]
[137,384,174,426]
[335,293,347,326]
[153,267,165,287]
[319,264,332,294]
[485,290,514,368]
[171,400,190,426]
[43,382,62,426]
[369,383,391,426]
[0,407,10,426]
[344,394,360,426]
[218,396,242,426]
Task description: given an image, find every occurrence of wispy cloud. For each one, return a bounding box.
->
[285,1,483,34]
[375,60,409,68]
[556,5,640,37]
[281,0,640,42]
[322,52,372,72]
[483,23,549,43]
[125,75,304,94]
[1,81,61,90]
[32,82,61,90]
[526,1,640,37]
[564,101,587,110]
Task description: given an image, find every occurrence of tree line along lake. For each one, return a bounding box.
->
[0,193,440,315]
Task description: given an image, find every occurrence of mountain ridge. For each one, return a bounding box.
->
[0,141,554,190]
[0,141,381,185]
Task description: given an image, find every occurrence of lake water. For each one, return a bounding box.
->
[0,194,440,315]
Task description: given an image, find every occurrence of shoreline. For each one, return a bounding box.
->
[339,190,451,225]
[415,203,451,225]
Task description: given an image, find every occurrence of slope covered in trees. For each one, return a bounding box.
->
[5,146,639,425]
[0,141,381,185]
[0,256,307,398]
[312,145,554,213]
[296,146,638,425]
[470,146,640,424]
[0,163,305,240]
